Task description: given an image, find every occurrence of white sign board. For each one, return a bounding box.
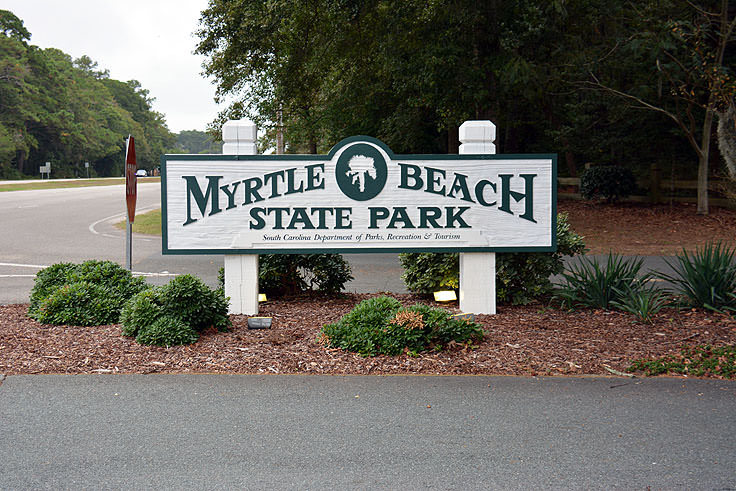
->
[161,137,556,254]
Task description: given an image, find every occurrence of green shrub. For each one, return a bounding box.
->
[320,296,483,356]
[258,253,353,297]
[399,213,585,304]
[580,165,637,203]
[28,260,148,325]
[121,274,230,346]
[610,282,669,323]
[399,253,459,293]
[321,296,402,356]
[75,260,147,303]
[404,303,484,346]
[34,281,119,326]
[656,241,736,313]
[29,262,78,314]
[120,289,163,338]
[554,253,651,309]
[135,316,199,347]
[158,274,230,332]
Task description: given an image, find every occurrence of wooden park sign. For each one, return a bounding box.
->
[160,136,556,255]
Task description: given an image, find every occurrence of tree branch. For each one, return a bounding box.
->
[587,72,703,158]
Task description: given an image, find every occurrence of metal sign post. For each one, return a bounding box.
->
[125,136,137,271]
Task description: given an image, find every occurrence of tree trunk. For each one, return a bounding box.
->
[16,149,25,174]
[697,106,716,215]
[697,152,709,215]
[447,127,459,154]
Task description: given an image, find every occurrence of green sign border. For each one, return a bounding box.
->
[160,136,557,255]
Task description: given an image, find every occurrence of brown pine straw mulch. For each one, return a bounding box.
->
[1,294,735,378]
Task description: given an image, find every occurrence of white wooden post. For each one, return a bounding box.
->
[222,120,259,315]
[459,120,496,314]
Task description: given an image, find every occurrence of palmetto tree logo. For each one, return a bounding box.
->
[335,142,387,201]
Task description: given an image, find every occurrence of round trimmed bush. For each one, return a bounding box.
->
[320,296,484,356]
[120,289,163,337]
[258,253,353,297]
[580,165,637,203]
[29,262,78,315]
[35,281,119,326]
[158,274,230,332]
[28,260,149,325]
[135,316,199,347]
[121,274,230,346]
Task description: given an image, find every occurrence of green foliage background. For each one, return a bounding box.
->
[399,213,586,305]
[195,0,734,190]
[0,10,179,178]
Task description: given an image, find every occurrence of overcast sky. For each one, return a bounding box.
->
[4,0,225,133]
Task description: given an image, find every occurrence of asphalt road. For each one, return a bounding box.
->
[0,183,408,304]
[0,374,734,490]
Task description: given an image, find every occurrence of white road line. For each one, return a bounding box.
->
[132,272,179,277]
[0,262,176,278]
[89,212,125,235]
[0,271,178,279]
[0,262,49,269]
[88,206,160,236]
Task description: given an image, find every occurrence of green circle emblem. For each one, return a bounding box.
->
[335,143,387,201]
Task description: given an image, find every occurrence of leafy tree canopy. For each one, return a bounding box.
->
[195,0,734,212]
[0,10,177,178]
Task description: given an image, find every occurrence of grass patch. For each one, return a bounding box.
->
[115,208,162,235]
[628,345,736,378]
[0,177,159,192]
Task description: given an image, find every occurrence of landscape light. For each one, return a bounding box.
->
[258,293,267,302]
[433,290,457,302]
[247,317,272,329]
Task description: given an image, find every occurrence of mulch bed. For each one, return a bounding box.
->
[2,294,735,378]
[558,200,736,255]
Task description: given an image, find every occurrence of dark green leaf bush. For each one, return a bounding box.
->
[657,241,736,313]
[257,253,353,297]
[580,165,637,203]
[34,281,119,326]
[398,252,459,292]
[29,262,78,314]
[121,274,230,346]
[120,289,163,337]
[158,274,230,332]
[399,213,585,304]
[134,316,199,347]
[610,282,669,323]
[554,253,651,309]
[320,296,484,356]
[29,260,148,325]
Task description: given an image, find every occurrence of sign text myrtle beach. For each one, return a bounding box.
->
[161,137,555,254]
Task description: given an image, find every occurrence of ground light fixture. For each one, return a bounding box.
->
[247,317,272,329]
[433,290,457,302]
[258,293,267,302]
